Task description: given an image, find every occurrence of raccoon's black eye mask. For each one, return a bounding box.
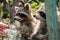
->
[14,13,29,22]
[38,11,46,19]
[16,13,28,18]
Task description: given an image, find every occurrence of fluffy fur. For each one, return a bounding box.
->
[14,1,47,40]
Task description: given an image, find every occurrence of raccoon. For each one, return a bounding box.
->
[14,1,47,40]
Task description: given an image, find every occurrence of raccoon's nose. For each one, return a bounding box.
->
[14,16,20,21]
[14,16,17,20]
[14,18,17,20]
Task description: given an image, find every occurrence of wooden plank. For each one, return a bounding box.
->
[45,0,58,40]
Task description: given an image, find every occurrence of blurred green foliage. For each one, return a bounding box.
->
[8,0,13,5]
[30,1,38,8]
[3,11,9,19]
[39,0,45,2]
[0,3,9,19]
[30,0,44,13]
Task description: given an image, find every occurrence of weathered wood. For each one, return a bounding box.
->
[45,0,58,40]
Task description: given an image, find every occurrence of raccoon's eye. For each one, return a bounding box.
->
[39,11,46,19]
[16,13,27,18]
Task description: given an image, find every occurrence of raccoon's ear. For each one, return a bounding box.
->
[24,3,31,13]
[24,3,31,10]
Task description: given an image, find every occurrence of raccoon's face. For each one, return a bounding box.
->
[14,3,31,22]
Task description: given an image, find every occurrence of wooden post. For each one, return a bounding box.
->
[45,0,58,40]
